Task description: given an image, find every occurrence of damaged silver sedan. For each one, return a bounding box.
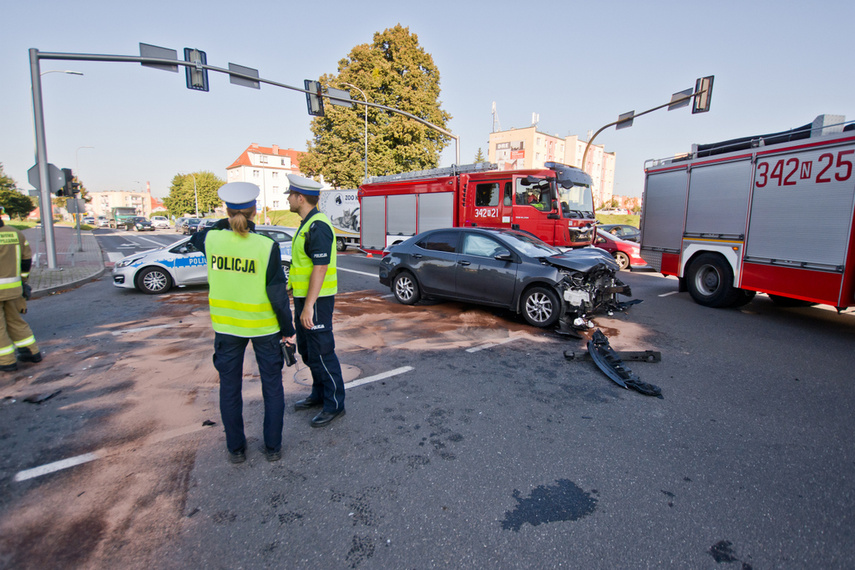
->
[378,227,632,329]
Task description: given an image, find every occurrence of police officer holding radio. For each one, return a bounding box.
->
[190,182,296,464]
[287,174,346,427]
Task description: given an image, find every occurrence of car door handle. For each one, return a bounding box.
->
[457,260,470,266]
[413,254,423,259]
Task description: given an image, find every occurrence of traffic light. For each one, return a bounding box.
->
[59,168,73,197]
[692,76,714,114]
[184,48,209,92]
[305,80,324,117]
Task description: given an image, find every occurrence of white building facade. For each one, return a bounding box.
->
[226,144,304,213]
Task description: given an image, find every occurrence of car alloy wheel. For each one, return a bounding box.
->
[137,267,173,294]
[393,271,421,305]
[521,286,560,328]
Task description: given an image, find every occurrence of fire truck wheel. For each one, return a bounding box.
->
[393,271,421,305]
[521,286,560,328]
[686,253,740,308]
[613,252,630,271]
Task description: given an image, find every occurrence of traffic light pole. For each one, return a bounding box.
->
[29,48,58,269]
[28,46,462,266]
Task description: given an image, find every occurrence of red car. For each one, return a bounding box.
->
[593,230,647,270]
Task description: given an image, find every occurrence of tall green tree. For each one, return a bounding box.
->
[162,171,224,218]
[0,163,36,220]
[474,148,488,164]
[301,25,452,189]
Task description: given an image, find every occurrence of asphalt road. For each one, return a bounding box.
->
[2,247,854,569]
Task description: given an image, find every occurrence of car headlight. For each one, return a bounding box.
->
[115,257,142,268]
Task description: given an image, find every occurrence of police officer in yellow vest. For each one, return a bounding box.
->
[287,174,346,427]
[0,208,41,372]
[189,182,296,463]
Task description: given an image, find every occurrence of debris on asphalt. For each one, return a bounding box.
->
[22,389,62,404]
[585,329,663,398]
[202,419,216,426]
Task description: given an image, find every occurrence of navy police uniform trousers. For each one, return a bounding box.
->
[293,296,345,413]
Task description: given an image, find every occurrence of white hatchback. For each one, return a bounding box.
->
[112,225,295,294]
[151,216,170,229]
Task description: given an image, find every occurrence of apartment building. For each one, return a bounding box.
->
[86,188,161,218]
[226,144,304,213]
[488,126,616,206]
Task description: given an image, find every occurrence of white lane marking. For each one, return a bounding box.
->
[132,236,169,247]
[659,291,679,297]
[346,366,413,390]
[112,324,175,335]
[14,451,102,482]
[338,267,377,278]
[14,421,214,483]
[466,336,518,353]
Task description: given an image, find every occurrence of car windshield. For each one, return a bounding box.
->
[498,230,561,257]
[132,217,146,222]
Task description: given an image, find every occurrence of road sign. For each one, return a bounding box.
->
[327,87,353,108]
[27,163,65,192]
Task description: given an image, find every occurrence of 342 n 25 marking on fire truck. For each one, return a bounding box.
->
[755,149,854,187]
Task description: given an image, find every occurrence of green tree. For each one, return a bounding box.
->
[301,25,452,188]
[474,148,488,164]
[0,163,36,220]
[162,171,224,218]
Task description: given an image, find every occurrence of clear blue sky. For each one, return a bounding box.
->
[2,0,853,199]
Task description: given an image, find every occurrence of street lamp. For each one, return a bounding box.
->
[31,66,84,268]
[342,82,369,183]
[179,173,199,217]
[40,70,84,77]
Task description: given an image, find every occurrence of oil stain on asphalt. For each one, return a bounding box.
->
[501,479,598,531]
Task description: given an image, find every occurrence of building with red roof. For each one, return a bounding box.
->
[226,144,305,214]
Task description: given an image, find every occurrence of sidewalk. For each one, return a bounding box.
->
[23,225,106,299]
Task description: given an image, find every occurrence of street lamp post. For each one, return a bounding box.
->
[30,62,84,268]
[342,82,368,183]
[179,173,199,217]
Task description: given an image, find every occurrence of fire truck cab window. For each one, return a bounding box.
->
[474,183,501,207]
[515,178,549,210]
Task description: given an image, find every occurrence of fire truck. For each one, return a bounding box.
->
[358,162,595,254]
[640,114,855,310]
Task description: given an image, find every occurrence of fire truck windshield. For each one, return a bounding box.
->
[557,183,594,219]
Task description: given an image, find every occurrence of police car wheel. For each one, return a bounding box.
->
[137,266,173,294]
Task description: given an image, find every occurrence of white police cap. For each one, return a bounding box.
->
[218,182,259,209]
[286,173,322,196]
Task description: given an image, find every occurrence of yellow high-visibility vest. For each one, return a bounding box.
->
[290,212,337,298]
[206,230,278,337]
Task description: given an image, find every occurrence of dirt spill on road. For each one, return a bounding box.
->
[0,289,636,567]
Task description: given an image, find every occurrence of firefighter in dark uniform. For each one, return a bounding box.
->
[0,208,41,372]
[287,174,346,427]
[190,182,296,463]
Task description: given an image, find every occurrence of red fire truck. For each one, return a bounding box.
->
[358,162,596,254]
[640,114,855,310]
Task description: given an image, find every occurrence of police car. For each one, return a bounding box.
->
[112,225,295,294]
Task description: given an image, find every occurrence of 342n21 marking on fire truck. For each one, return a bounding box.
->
[755,149,854,187]
[474,208,499,218]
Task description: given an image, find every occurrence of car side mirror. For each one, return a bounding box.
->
[547,213,559,220]
[494,251,514,262]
